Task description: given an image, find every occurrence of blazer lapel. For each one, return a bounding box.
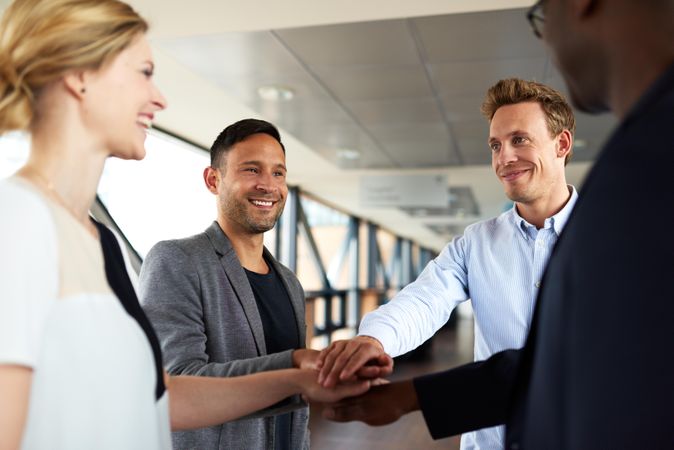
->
[204,222,268,355]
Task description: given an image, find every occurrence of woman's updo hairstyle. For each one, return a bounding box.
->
[0,0,147,133]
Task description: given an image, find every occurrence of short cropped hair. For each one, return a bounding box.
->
[209,118,285,168]
[481,78,576,164]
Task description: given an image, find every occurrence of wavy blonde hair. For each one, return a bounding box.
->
[0,0,147,133]
[481,78,576,165]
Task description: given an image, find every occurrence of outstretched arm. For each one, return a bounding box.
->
[0,365,32,450]
[168,368,370,431]
[318,237,472,387]
[324,349,522,440]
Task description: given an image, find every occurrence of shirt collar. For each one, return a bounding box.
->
[549,185,578,235]
[510,185,579,239]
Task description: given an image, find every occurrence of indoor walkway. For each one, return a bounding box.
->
[310,317,475,449]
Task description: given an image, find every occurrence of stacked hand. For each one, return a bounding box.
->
[316,336,394,387]
[290,337,399,412]
[294,368,372,404]
[315,336,419,426]
[292,347,386,404]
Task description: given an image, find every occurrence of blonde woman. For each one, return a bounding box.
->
[0,1,369,449]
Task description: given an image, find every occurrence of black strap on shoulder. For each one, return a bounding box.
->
[94,221,166,400]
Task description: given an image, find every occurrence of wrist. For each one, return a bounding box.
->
[356,335,384,351]
[290,368,312,395]
[401,380,420,413]
[291,349,301,368]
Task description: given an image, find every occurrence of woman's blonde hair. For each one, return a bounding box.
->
[0,0,147,133]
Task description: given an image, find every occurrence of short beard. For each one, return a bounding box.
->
[240,213,279,234]
[222,195,284,235]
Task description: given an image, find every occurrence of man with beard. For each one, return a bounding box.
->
[139,119,316,450]
[318,78,578,450]
[323,1,674,449]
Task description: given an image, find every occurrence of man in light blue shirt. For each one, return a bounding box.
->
[317,78,578,450]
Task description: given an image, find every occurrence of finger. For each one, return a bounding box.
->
[375,354,394,376]
[377,353,394,366]
[318,341,347,385]
[317,343,338,369]
[316,342,337,369]
[316,379,370,404]
[355,365,382,379]
[360,353,393,369]
[370,377,390,386]
[323,341,363,387]
[337,379,370,399]
[338,346,383,381]
[318,340,350,387]
[333,373,359,383]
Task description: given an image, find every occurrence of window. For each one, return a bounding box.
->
[1,129,215,258]
[97,129,212,257]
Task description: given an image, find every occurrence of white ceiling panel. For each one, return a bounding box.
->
[315,65,434,101]
[431,57,548,96]
[457,138,492,165]
[275,20,420,67]
[298,123,398,168]
[441,93,489,121]
[413,8,548,63]
[368,122,450,144]
[384,141,458,167]
[156,31,304,78]
[212,73,330,106]
[345,97,443,125]
[264,98,352,127]
[452,118,490,141]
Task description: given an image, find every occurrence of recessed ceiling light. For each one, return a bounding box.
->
[336,148,361,160]
[257,85,295,101]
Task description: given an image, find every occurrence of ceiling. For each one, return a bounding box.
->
[1,0,618,251]
[154,9,615,171]
[130,1,617,251]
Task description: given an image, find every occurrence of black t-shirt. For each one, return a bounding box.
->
[245,259,300,450]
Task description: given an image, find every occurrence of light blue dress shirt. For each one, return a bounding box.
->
[359,186,578,450]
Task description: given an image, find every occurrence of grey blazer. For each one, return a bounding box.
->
[139,222,309,450]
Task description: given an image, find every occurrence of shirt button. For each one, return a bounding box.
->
[535,281,541,288]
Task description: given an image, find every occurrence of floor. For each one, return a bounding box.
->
[309,317,475,449]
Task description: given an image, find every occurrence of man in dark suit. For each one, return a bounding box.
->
[139,119,317,450]
[324,1,674,449]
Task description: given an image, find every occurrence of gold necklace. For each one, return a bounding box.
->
[19,166,98,237]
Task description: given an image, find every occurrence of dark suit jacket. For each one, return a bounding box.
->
[139,222,309,450]
[414,63,674,450]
